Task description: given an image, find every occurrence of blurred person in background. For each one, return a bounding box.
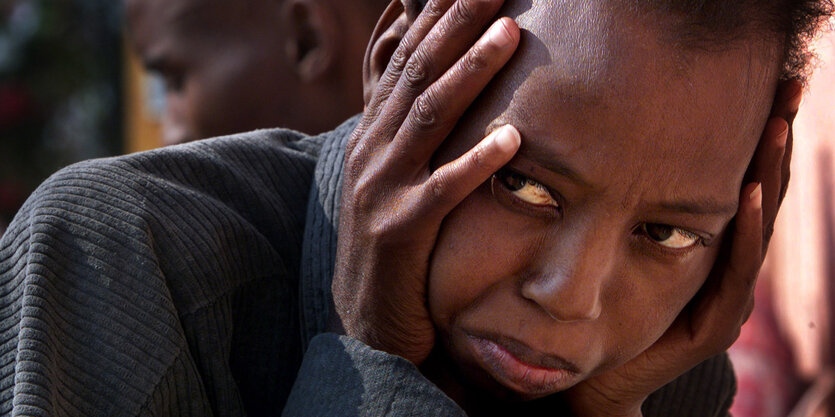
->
[126,0,389,145]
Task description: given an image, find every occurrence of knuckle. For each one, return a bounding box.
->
[468,143,490,171]
[409,92,441,130]
[422,0,446,17]
[389,45,411,73]
[402,51,431,89]
[449,0,479,27]
[351,175,384,212]
[460,45,490,74]
[428,170,453,205]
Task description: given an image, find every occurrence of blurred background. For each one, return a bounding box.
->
[0,0,125,232]
[0,1,834,415]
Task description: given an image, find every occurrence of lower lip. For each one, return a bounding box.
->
[467,336,576,395]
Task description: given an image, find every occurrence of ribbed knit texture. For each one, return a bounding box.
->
[0,126,324,416]
[0,115,736,416]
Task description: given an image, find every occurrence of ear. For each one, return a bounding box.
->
[362,0,424,106]
[281,0,339,82]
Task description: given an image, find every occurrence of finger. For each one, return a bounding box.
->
[373,0,507,139]
[389,17,520,169]
[419,124,520,216]
[770,79,802,123]
[748,117,787,247]
[770,80,802,203]
[348,0,458,161]
[364,0,457,118]
[693,183,763,350]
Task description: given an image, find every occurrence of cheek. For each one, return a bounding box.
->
[427,186,537,330]
[604,244,719,364]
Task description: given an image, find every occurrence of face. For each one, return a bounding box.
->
[127,0,377,144]
[422,0,780,401]
[126,0,288,144]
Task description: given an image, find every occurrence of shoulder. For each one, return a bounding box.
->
[1,127,326,283]
[643,353,736,417]
[0,128,331,415]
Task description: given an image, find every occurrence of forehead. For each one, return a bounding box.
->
[473,0,780,200]
[126,0,254,50]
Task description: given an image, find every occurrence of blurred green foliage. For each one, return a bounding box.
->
[0,0,123,229]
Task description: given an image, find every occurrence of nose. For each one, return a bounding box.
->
[520,226,615,323]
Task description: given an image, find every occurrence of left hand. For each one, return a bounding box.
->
[563,80,803,417]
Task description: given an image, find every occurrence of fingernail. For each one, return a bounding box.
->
[493,125,521,153]
[749,183,762,209]
[489,18,514,49]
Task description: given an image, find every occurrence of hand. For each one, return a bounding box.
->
[330,0,521,365]
[563,80,803,417]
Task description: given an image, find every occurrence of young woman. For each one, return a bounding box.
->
[0,0,831,416]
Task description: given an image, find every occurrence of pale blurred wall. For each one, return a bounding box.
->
[769,28,835,379]
[730,23,835,417]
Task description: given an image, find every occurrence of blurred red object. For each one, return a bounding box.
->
[0,84,35,128]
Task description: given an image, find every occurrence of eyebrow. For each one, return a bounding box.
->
[516,145,595,189]
[516,143,738,217]
[655,199,739,216]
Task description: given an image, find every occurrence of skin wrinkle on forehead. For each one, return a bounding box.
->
[471,13,779,226]
[518,0,617,90]
[486,0,626,137]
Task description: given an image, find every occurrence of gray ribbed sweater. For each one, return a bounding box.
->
[0,116,735,416]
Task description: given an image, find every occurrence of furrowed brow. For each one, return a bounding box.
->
[656,199,739,216]
[516,146,594,189]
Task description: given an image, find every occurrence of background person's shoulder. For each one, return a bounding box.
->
[2,127,323,265]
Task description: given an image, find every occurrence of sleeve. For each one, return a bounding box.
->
[283,334,467,417]
[0,130,318,417]
[0,160,217,417]
[641,353,737,417]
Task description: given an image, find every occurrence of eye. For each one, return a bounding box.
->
[494,169,559,209]
[641,223,702,249]
[162,71,185,93]
[146,67,185,94]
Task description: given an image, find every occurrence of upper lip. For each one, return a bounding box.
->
[466,330,581,374]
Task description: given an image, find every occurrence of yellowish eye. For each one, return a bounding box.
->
[642,223,701,249]
[496,170,559,208]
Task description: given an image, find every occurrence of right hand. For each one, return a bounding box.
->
[330,0,521,365]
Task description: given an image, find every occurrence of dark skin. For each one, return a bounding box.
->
[126,0,384,144]
[332,0,800,415]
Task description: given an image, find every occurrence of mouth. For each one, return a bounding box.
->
[464,331,580,397]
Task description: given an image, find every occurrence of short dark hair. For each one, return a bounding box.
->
[632,0,835,81]
[412,0,834,81]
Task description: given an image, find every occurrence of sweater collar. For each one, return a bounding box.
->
[299,115,361,348]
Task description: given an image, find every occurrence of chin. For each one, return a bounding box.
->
[439,331,586,403]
